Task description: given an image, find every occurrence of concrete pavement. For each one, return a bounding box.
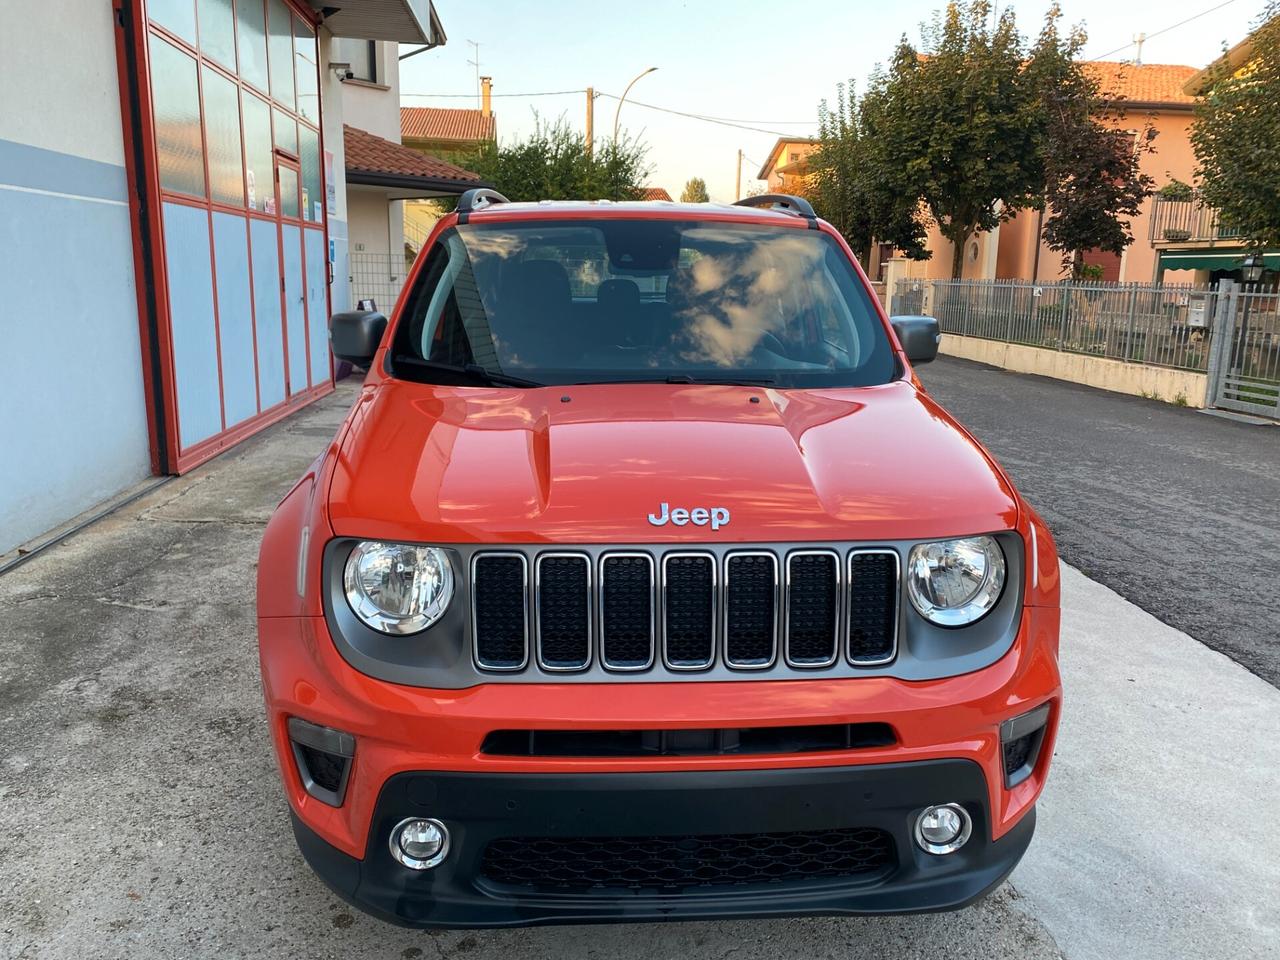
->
[1,381,1276,959]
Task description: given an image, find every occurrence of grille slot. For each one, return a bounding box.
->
[481,723,896,757]
[536,554,591,670]
[472,554,528,670]
[847,550,900,665]
[600,554,655,670]
[481,826,895,891]
[785,551,840,667]
[662,553,716,669]
[724,553,778,668]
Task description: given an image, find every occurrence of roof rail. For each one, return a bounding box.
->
[732,193,818,227]
[456,188,511,223]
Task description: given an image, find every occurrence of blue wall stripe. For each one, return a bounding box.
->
[250,219,286,408]
[162,202,222,447]
[0,137,129,203]
[304,227,331,387]
[212,212,258,427]
[281,224,308,395]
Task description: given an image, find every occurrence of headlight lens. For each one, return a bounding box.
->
[343,541,454,634]
[906,536,1006,627]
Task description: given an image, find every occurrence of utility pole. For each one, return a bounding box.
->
[585,87,594,157]
[735,149,743,201]
[466,40,482,107]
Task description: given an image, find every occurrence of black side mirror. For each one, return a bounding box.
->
[889,315,941,365]
[329,310,388,369]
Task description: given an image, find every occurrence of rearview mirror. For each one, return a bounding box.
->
[889,315,941,365]
[330,310,388,369]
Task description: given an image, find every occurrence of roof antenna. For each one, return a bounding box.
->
[466,40,482,109]
[1132,32,1146,66]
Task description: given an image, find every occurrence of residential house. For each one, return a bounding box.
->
[1146,35,1280,284]
[0,0,455,557]
[640,187,674,201]
[756,137,817,192]
[400,79,498,253]
[898,62,1201,284]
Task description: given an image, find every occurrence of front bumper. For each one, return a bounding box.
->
[291,760,1035,928]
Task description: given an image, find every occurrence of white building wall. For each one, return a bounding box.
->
[0,0,152,554]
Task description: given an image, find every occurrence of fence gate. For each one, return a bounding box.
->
[1208,280,1280,419]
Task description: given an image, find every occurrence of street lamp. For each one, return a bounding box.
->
[1241,251,1265,285]
[613,67,658,144]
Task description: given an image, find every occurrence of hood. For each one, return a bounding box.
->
[327,379,1019,544]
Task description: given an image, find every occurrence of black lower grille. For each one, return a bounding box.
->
[481,826,895,891]
[481,723,896,757]
[847,552,898,663]
[786,553,839,665]
[663,555,715,667]
[297,745,347,793]
[473,555,527,668]
[537,555,590,668]
[725,554,776,666]
[601,555,653,668]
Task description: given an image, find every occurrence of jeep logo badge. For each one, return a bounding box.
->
[647,502,730,531]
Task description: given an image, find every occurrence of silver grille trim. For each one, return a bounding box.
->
[534,552,593,672]
[847,549,901,667]
[784,549,843,669]
[598,552,656,672]
[660,551,718,671]
[470,552,529,672]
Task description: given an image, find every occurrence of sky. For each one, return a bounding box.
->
[399,0,1267,202]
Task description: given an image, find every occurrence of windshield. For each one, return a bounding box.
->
[387,218,897,388]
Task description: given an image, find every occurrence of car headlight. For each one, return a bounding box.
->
[906,536,1006,628]
[342,541,454,635]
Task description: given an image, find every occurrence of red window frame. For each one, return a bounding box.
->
[113,0,333,475]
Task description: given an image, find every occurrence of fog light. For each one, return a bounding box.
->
[390,817,450,870]
[914,803,972,855]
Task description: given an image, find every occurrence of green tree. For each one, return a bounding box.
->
[809,80,928,264]
[1027,8,1155,278]
[1192,2,1280,249]
[680,177,710,203]
[464,116,650,202]
[874,1,1042,278]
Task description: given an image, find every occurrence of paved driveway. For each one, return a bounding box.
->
[919,356,1280,688]
[2,379,1276,959]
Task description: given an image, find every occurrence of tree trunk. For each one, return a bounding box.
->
[1070,249,1085,280]
[950,231,967,279]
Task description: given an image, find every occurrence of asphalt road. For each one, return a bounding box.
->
[919,356,1280,688]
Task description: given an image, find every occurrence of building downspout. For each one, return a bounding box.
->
[1031,205,1045,282]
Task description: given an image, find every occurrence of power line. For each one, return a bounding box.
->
[1087,0,1242,61]
[594,91,816,138]
[401,88,586,99]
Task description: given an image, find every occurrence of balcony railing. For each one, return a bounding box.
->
[1149,196,1244,245]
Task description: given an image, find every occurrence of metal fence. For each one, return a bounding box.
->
[892,278,1215,372]
[349,252,412,314]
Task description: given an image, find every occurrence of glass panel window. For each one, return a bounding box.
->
[148,0,196,43]
[273,107,297,156]
[202,65,244,206]
[335,38,376,83]
[266,0,295,109]
[299,125,322,222]
[293,17,319,122]
[149,34,206,198]
[242,93,272,211]
[197,0,236,69]
[278,165,300,219]
[235,0,269,92]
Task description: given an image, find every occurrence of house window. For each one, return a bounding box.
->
[337,38,377,83]
[789,152,800,162]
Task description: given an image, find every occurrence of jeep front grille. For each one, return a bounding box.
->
[472,546,900,675]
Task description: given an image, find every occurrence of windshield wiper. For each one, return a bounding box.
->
[393,355,544,388]
[573,374,777,387]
